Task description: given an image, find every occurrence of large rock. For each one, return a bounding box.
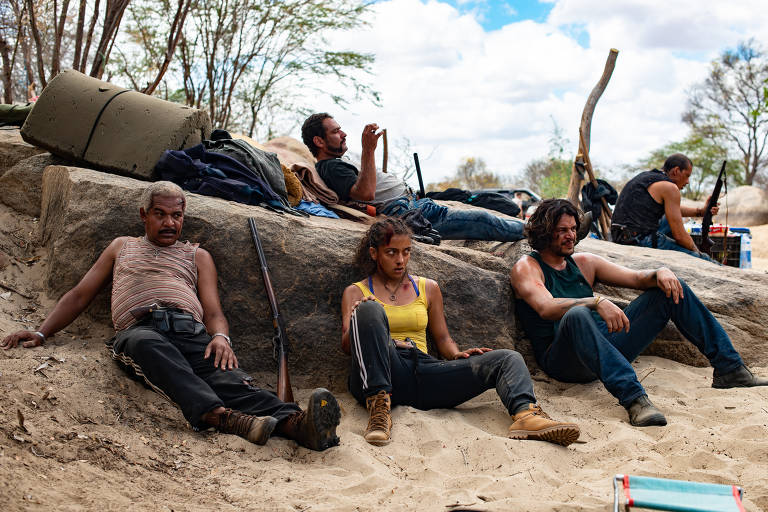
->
[38,166,516,388]
[712,186,768,226]
[21,69,211,180]
[264,136,316,166]
[0,153,67,216]
[0,129,47,177]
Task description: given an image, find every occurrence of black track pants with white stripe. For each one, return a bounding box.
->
[110,323,300,429]
[348,300,536,414]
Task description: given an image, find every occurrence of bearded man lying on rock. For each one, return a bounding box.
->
[1,181,341,451]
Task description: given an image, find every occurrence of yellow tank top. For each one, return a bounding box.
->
[354,276,429,353]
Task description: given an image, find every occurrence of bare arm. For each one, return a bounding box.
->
[511,255,630,333]
[340,284,367,355]
[348,123,382,202]
[1,237,126,349]
[196,248,237,370]
[657,182,699,252]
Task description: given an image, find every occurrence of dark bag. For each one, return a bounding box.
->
[425,188,472,202]
[467,192,521,217]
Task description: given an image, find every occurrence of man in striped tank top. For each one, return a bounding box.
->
[1,182,341,451]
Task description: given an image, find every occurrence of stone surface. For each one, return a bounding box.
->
[39,166,516,388]
[21,69,211,180]
[264,136,316,166]
[712,185,768,227]
[0,153,68,217]
[0,129,47,177]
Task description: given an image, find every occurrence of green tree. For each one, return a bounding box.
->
[427,157,504,192]
[520,118,573,198]
[684,39,768,186]
[638,132,742,200]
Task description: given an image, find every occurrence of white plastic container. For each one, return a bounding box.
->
[739,233,752,269]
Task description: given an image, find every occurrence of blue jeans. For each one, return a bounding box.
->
[637,217,716,262]
[380,196,525,241]
[539,280,743,407]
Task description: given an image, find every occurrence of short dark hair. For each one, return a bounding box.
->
[525,199,582,251]
[354,218,412,277]
[663,153,692,173]
[301,113,332,157]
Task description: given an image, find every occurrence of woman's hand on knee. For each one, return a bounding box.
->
[451,347,492,359]
[352,295,376,311]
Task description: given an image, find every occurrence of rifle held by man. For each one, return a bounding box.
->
[697,160,726,257]
[248,217,294,403]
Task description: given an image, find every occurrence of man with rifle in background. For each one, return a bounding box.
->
[1,182,341,451]
[611,153,720,262]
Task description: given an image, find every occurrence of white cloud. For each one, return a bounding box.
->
[292,0,768,189]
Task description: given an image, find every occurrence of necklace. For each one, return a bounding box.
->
[381,273,407,301]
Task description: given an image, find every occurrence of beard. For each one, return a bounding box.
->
[549,239,575,257]
[326,140,346,157]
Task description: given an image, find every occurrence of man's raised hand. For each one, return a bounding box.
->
[361,123,383,152]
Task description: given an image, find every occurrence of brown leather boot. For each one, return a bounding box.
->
[364,390,392,446]
[216,409,278,445]
[279,388,341,451]
[508,404,580,446]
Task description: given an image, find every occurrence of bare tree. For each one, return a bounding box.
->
[684,40,768,186]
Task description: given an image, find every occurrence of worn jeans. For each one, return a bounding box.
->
[539,280,743,407]
[635,216,716,263]
[109,312,299,429]
[380,196,525,242]
[348,300,535,414]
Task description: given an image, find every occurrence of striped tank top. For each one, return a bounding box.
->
[111,237,204,331]
[354,276,429,353]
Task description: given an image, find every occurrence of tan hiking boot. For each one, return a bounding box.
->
[364,390,392,445]
[216,408,278,445]
[508,404,580,446]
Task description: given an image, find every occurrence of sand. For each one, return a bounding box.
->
[1,204,767,511]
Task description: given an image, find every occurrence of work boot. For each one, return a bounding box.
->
[577,211,593,241]
[280,388,341,451]
[364,390,392,446]
[216,409,278,445]
[712,365,768,388]
[625,395,667,427]
[508,404,580,446]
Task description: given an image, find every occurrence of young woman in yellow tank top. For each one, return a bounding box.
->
[340,218,580,447]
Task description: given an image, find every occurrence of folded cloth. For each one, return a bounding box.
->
[294,200,339,218]
[291,162,339,206]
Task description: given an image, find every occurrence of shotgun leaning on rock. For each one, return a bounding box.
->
[248,218,294,403]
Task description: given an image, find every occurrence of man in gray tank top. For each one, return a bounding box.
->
[511,199,767,428]
[611,153,718,261]
[1,182,341,452]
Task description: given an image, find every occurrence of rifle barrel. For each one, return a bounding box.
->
[413,153,425,198]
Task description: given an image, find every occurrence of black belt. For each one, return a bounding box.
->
[611,224,657,248]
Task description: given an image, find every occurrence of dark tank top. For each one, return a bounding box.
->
[611,169,673,235]
[515,251,596,365]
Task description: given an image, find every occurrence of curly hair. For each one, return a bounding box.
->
[524,198,582,251]
[301,112,332,157]
[354,218,412,277]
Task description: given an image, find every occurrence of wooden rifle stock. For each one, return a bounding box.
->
[697,160,726,256]
[247,218,294,403]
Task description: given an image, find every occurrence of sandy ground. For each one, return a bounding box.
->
[1,205,768,511]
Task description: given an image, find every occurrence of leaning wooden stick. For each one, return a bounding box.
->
[578,129,612,240]
[248,218,294,403]
[382,128,388,173]
[567,48,619,204]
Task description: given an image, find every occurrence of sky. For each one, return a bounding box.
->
[294,0,768,189]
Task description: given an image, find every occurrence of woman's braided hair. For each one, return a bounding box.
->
[354,217,412,276]
[525,198,583,251]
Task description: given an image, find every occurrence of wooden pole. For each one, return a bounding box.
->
[382,128,388,173]
[567,48,619,205]
[578,129,612,240]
